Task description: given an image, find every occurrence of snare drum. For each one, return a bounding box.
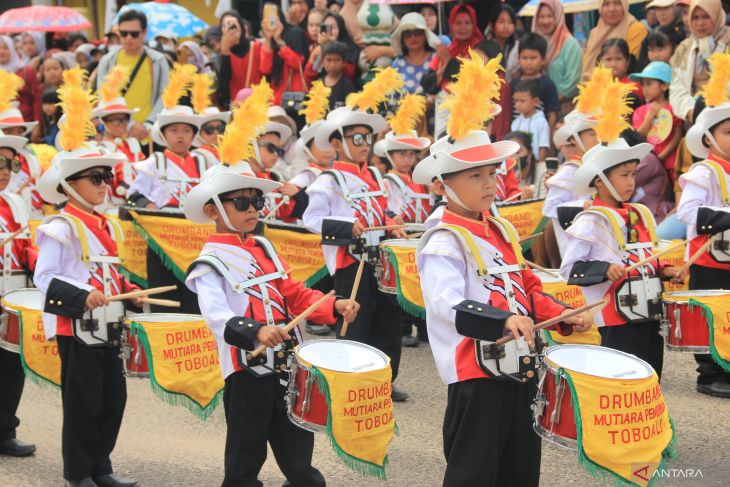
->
[123,313,204,378]
[378,239,419,295]
[1,288,43,353]
[534,345,654,449]
[287,340,390,433]
[662,290,729,352]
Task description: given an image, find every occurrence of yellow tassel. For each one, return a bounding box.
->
[218,81,274,165]
[191,73,214,114]
[346,67,404,113]
[388,93,426,135]
[57,68,97,152]
[442,50,504,141]
[99,66,130,103]
[161,64,197,110]
[574,65,612,115]
[0,71,25,113]
[700,53,730,108]
[299,80,331,125]
[594,79,633,144]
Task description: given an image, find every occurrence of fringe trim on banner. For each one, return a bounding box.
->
[304,266,330,288]
[386,249,426,319]
[120,267,149,289]
[132,219,188,283]
[521,216,549,253]
[689,300,730,373]
[542,329,558,347]
[310,366,395,480]
[559,368,678,487]
[129,322,222,420]
[17,314,61,392]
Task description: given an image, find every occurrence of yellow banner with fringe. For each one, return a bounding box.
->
[8,303,61,389]
[688,295,730,373]
[263,225,328,287]
[107,213,148,287]
[541,279,601,345]
[496,198,547,245]
[659,240,689,293]
[381,242,424,318]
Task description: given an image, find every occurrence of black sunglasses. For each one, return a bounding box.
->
[202,123,226,135]
[0,155,21,174]
[219,195,267,212]
[119,30,142,39]
[67,169,114,186]
[344,133,372,146]
[259,142,285,157]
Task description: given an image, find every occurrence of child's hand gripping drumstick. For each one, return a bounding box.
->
[340,257,366,337]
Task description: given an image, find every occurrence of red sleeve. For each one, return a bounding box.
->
[503,168,521,199]
[277,258,338,325]
[278,45,305,70]
[304,56,318,84]
[522,267,572,335]
[122,278,141,294]
[276,196,298,224]
[491,79,512,141]
[18,239,37,273]
[260,45,273,75]
[344,62,356,81]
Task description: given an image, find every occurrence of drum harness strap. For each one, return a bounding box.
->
[154,151,206,208]
[696,160,730,258]
[384,173,431,223]
[0,193,29,292]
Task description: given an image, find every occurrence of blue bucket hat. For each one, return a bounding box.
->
[629,61,672,84]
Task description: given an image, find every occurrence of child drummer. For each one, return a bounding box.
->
[184,86,359,486]
[33,68,142,487]
[302,68,410,401]
[677,53,730,398]
[190,73,230,168]
[0,129,37,458]
[561,77,683,378]
[415,51,590,487]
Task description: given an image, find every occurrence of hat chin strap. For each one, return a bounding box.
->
[437,176,476,212]
[60,180,95,209]
[572,131,587,153]
[596,172,624,202]
[706,130,730,158]
[302,145,316,163]
[338,127,354,161]
[212,194,238,232]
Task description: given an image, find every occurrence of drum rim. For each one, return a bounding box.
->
[543,344,655,380]
[662,290,730,303]
[295,339,391,372]
[2,287,44,312]
[533,422,578,451]
[379,238,420,249]
[124,313,204,323]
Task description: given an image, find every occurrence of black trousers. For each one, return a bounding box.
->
[222,371,325,487]
[689,264,730,384]
[57,336,127,481]
[0,347,24,442]
[442,379,541,487]
[146,247,200,314]
[599,320,664,379]
[334,262,402,380]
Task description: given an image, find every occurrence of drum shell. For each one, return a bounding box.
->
[662,290,728,352]
[534,362,578,449]
[1,288,43,353]
[287,358,329,433]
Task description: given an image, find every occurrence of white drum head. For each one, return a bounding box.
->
[297,339,389,373]
[663,290,730,302]
[126,313,203,323]
[2,288,44,311]
[534,269,564,284]
[381,239,419,250]
[546,344,654,379]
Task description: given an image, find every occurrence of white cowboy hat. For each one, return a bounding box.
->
[37,146,125,204]
[0,108,37,135]
[0,129,28,155]
[390,12,441,57]
[413,130,519,185]
[574,138,653,198]
[92,97,140,119]
[263,121,293,143]
[314,106,388,151]
[299,120,327,147]
[553,111,596,150]
[268,105,297,140]
[686,102,730,159]
[185,161,282,224]
[373,130,431,157]
[193,107,231,147]
[152,105,202,147]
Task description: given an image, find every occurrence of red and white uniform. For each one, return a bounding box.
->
[0,193,36,283]
[495,158,521,202]
[543,157,591,253]
[5,149,43,213]
[100,138,144,203]
[128,150,206,209]
[384,171,432,224]
[192,144,222,169]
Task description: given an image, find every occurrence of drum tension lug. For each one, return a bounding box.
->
[481,342,506,360]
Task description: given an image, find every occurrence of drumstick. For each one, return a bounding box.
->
[365,224,406,232]
[679,235,717,273]
[625,240,687,273]
[261,197,289,222]
[0,225,29,248]
[495,299,607,346]
[525,259,560,278]
[520,232,543,244]
[139,297,181,307]
[340,257,366,337]
[250,290,335,358]
[501,192,522,204]
[404,232,424,240]
[107,285,178,302]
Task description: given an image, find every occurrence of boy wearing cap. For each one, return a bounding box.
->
[676,53,730,398]
[184,105,359,484]
[0,130,38,459]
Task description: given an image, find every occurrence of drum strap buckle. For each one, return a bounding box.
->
[550,379,566,425]
[619,294,638,307]
[481,342,506,361]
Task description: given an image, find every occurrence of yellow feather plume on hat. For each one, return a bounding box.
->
[574,65,612,115]
[57,68,97,152]
[162,64,197,110]
[191,73,214,114]
[99,66,130,103]
[218,81,274,165]
[299,80,331,125]
[700,53,730,108]
[594,79,633,144]
[388,93,426,135]
[0,71,25,113]
[346,67,404,113]
[28,143,58,172]
[442,50,504,141]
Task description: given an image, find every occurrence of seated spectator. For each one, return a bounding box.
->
[511,80,550,162]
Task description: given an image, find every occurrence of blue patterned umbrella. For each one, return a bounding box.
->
[113,2,208,41]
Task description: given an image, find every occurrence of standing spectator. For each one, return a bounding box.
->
[287,0,310,29]
[419,4,440,34]
[304,12,358,85]
[429,4,484,81]
[649,0,685,30]
[511,80,550,162]
[319,41,355,109]
[669,0,730,122]
[305,7,327,47]
[581,0,648,80]
[178,41,212,74]
[39,56,67,93]
[531,0,583,111]
[218,11,263,109]
[0,36,41,128]
[597,38,644,113]
[260,8,309,105]
[40,89,61,146]
[391,13,438,95]
[20,32,45,71]
[486,4,520,81]
[96,9,170,142]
